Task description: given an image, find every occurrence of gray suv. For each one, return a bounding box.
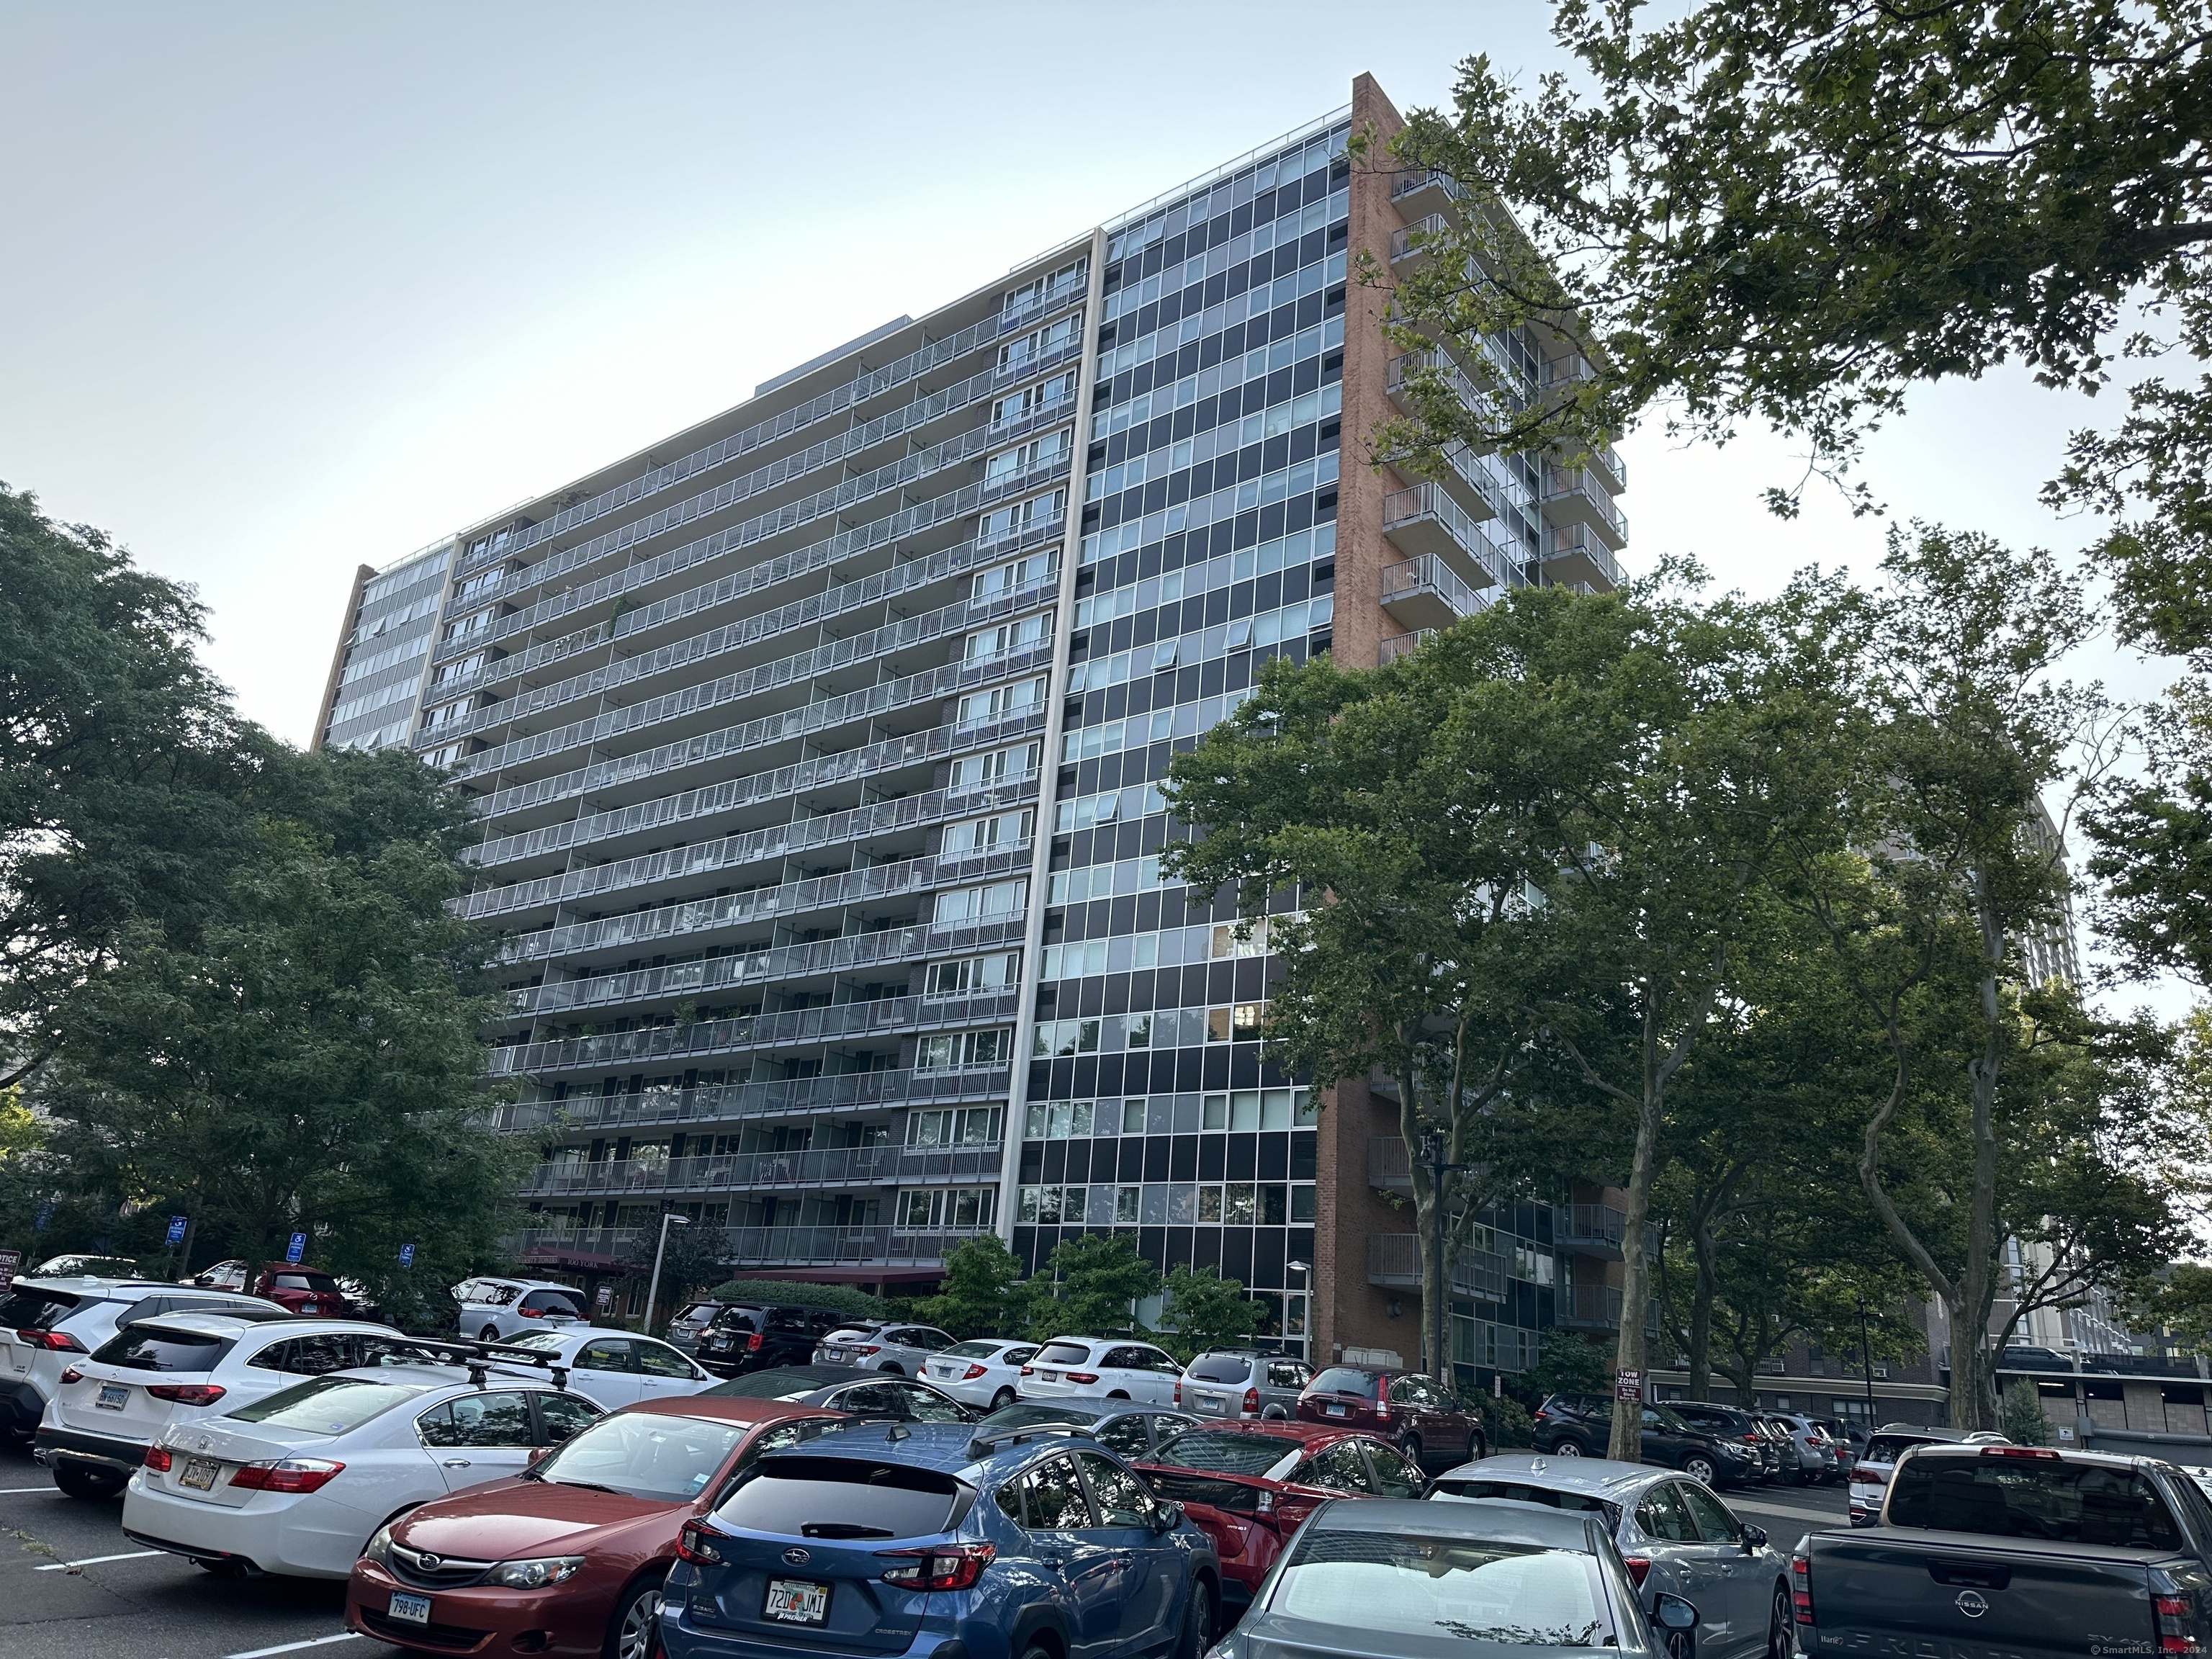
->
[1177,1349,1316,1420]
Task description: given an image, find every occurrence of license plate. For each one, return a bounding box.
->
[927,1364,950,1377]
[96,1383,130,1411]
[1196,1394,1224,1414]
[827,1347,849,1362]
[299,1303,318,1315]
[1325,1403,1347,1417]
[1038,1370,1059,1382]
[388,1591,432,1626]
[764,1578,828,1625]
[180,1457,221,1491]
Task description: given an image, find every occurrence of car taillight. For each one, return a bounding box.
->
[16,1328,86,1352]
[1856,1466,1887,1485]
[148,1384,227,1406]
[747,1332,765,1352]
[1244,1388,1259,1414]
[1375,1395,1390,1421]
[58,1367,84,1385]
[143,1447,173,1473]
[856,1346,881,1357]
[228,1457,343,1493]
[1532,1408,1550,1422]
[1020,1366,1035,1376]
[878,1543,996,1590]
[1174,1382,1182,1406]
[675,1521,726,1565]
[1791,1553,1814,1625]
[1742,1434,1762,1444]
[1624,1556,1651,1587]
[963,1364,988,1380]
[2155,1593,2198,1654]
[1066,1372,1100,1385]
[1980,1444,2063,1460]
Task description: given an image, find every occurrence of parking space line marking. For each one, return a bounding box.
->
[228,1636,361,1659]
[34,1549,167,1570]
[0,1485,59,1493]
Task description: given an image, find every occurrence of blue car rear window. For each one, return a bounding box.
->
[716,1456,966,1539]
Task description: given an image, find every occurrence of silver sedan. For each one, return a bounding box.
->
[1430,1452,1794,1659]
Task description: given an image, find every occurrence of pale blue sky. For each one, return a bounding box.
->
[1,1,2185,1007]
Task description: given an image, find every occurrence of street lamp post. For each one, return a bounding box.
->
[644,1213,689,1337]
[1286,1259,1310,1362]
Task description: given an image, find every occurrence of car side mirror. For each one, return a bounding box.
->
[1652,1593,1699,1632]
[1740,1523,1768,1552]
[1154,1501,1184,1532]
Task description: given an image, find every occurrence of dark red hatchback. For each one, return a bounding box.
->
[1294,1364,1488,1471]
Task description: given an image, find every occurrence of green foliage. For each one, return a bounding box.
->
[1158,1264,1262,1362]
[1027,1233,1162,1341]
[1524,1333,1612,1403]
[1477,1392,1534,1449]
[910,1235,1030,1339]
[708,1280,886,1322]
[629,1220,739,1321]
[2000,1378,2056,1448]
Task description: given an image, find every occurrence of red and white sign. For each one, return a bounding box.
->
[1614,1370,1643,1403]
[0,1249,20,1292]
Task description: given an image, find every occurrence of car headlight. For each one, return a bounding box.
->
[487,1556,586,1589]
[362,1525,395,1568]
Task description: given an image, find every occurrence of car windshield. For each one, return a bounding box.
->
[1889,1454,2184,1547]
[532,1412,749,1501]
[979,1402,1101,1431]
[1863,1435,1936,1464]
[508,1333,568,1351]
[1152,1430,1302,1475]
[715,1455,966,1540]
[91,1323,230,1372]
[1187,1354,1255,1384]
[1275,1527,1613,1650]
[1034,1341,1093,1367]
[1431,1480,1621,1526]
[671,1305,720,1327]
[1308,1368,1381,1398]
[227,1377,427,1436]
[706,1368,846,1399]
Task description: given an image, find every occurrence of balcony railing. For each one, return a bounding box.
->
[491,1066,1012,1136]
[1382,483,1511,591]
[1557,1283,1624,1329]
[1543,354,1597,390]
[1540,466,1629,551]
[1390,167,1469,218]
[1382,554,1488,632]
[523,1143,1004,1198]
[1557,1203,1626,1256]
[1388,212,1449,268]
[1365,1233,1510,1302]
[1542,523,1623,592]
[1378,629,1435,666]
[999,268,1089,333]
[1369,1136,1411,1190]
[510,1223,992,1269]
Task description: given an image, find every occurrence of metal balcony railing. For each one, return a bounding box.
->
[509,1223,992,1269]
[1390,167,1469,215]
[1385,349,1516,426]
[1369,1136,1411,1190]
[1557,1202,1626,1255]
[1381,554,1488,631]
[1543,354,1597,390]
[1389,212,1449,266]
[1382,483,1513,590]
[492,1065,1012,1136]
[1378,629,1435,666]
[999,268,1089,333]
[1557,1283,1624,1329]
[1540,466,1629,551]
[1365,1234,1511,1302]
[1543,523,1623,591]
[523,1142,1004,1198]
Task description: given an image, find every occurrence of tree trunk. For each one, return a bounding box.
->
[1607,1090,1663,1462]
[1687,1211,1717,1399]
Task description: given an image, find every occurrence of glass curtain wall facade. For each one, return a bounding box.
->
[315,540,457,752]
[322,75,1627,1375]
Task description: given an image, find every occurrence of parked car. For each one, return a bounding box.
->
[1203,1495,1700,1659]
[35,1255,146,1278]
[696,1303,845,1377]
[344,1393,847,1655]
[810,1321,956,1375]
[920,1337,1038,1408]
[1295,1364,1490,1470]
[1846,1422,2006,1525]
[1135,1419,1426,1607]
[705,1363,981,1423]
[1177,1349,1313,1421]
[1020,1336,1184,1404]
[1766,1411,1843,1484]
[1532,1393,1762,1490]
[1809,1415,1869,1463]
[1797,1442,2212,1656]
[35,1313,421,1498]
[662,1300,726,1359]
[1640,1400,1776,1487]
[246,1264,355,1318]
[502,1329,716,1410]
[972,1399,1197,1460]
[1431,1452,1793,1657]
[452,1277,590,1342]
[0,1276,285,1445]
[659,1419,1223,1659]
[122,1357,604,1577]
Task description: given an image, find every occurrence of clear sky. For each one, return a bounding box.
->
[1,1,2185,1007]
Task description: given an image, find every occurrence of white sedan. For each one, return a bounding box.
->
[122,1363,601,1578]
[920,1339,1038,1408]
[503,1329,715,1408]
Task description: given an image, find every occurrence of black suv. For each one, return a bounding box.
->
[1530,1392,1762,1489]
[695,1303,845,1376]
[1663,1400,1784,1484]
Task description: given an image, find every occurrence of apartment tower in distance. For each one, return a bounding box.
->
[312,76,1630,1381]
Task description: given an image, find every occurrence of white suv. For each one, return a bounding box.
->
[36,1314,425,1498]
[451,1277,589,1341]
[0,1277,284,1449]
[1019,1337,1184,1404]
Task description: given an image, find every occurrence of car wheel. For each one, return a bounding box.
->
[1468,1431,1487,1463]
[1552,1439,1584,1458]
[1681,1455,1717,1486]
[53,1462,125,1501]
[1399,1431,1424,1467]
[1766,1582,1791,1659]
[992,1387,1017,1409]
[479,1323,501,1341]
[606,1572,667,1659]
[1108,1390,1130,1400]
[1178,1577,1216,1659]
[879,1362,903,1375]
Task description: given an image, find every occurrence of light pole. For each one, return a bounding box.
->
[1286,1259,1310,1361]
[644,1213,689,1336]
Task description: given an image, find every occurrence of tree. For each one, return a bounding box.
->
[2001,1377,2057,1448]
[1159,1264,1263,1362]
[711,1279,885,1323]
[627,1218,734,1329]
[0,484,266,1086]
[912,1235,1031,1339]
[1028,1233,1161,1340]
[34,750,523,1311]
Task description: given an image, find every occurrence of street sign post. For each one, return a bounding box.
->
[286,1232,307,1265]
[165,1216,187,1246]
[398,1244,415,1269]
[0,1249,19,1292]
[1614,1370,1643,1403]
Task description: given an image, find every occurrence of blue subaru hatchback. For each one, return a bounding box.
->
[662,1420,1220,1659]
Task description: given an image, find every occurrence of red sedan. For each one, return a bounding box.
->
[346,1395,840,1658]
[1134,1419,1426,1608]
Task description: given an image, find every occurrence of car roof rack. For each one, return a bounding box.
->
[399,1336,577,1392]
[965,1422,1097,1459]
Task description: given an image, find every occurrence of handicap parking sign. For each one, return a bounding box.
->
[286,1232,306,1264]
[165,1216,187,1246]
[398,1243,415,1269]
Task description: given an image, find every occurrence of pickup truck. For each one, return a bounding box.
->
[1794,1441,2212,1656]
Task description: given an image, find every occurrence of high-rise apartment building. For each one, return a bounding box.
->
[312,76,1629,1377]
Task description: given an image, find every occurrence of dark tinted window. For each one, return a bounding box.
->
[272,1273,341,1292]
[1022,1456,1094,1529]
[418,1391,535,1448]
[537,1393,600,1444]
[1678,1483,1742,1545]
[1095,1416,1149,1456]
[716,1456,966,1539]
[1889,1453,2183,1547]
[1153,1430,1303,1475]
[1078,1452,1157,1527]
[577,1339,636,1372]
[1635,1484,1697,1542]
[636,1342,696,1379]
[977,1402,1100,1433]
[91,1323,230,1372]
[1035,1342,1094,1367]
[0,1287,79,1327]
[1432,1479,1619,1525]
[1305,1440,1375,1493]
[521,1290,583,1316]
[1308,1367,1381,1399]
[1188,1354,1254,1385]
[1365,1442,1425,1498]
[248,1334,363,1375]
[704,1365,851,1398]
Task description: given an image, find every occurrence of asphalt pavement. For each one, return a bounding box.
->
[0,1439,405,1659]
[1721,1472,1851,1550]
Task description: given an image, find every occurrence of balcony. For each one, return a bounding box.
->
[521,1143,1005,1200]
[1557,1203,1626,1260]
[1557,1283,1624,1329]
[1385,349,1516,429]
[1382,484,1510,593]
[1588,442,1627,493]
[1369,1136,1411,1194]
[998,267,1088,335]
[510,1223,991,1271]
[1366,1233,1510,1302]
[1382,554,1488,633]
[1378,629,1435,667]
[1543,354,1597,391]
[1542,523,1622,592]
[492,1066,1012,1136]
[1540,466,1629,552]
[1390,167,1468,222]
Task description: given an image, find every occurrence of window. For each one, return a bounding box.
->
[906,1107,1004,1146]
[91,1325,231,1372]
[978,492,1066,547]
[1677,1483,1743,1545]
[577,1339,637,1373]
[1888,1455,2184,1548]
[949,742,1040,791]
[955,678,1046,728]
[1078,1452,1158,1527]
[1005,261,1084,315]
[914,1029,1014,1071]
[636,1342,696,1379]
[714,1455,966,1539]
[973,552,1058,605]
[1272,1528,1610,1650]
[985,428,1072,486]
[925,953,1021,997]
[537,1392,600,1444]
[997,313,1082,371]
[934,880,1026,925]
[1023,1099,1095,1138]
[1016,1184,1087,1224]
[418,1391,536,1449]
[896,1187,997,1230]
[1635,1484,1698,1542]
[1020,1456,1095,1530]
[963,609,1055,662]
[1096,1416,1150,1457]
[991,371,1078,428]
[1364,1442,1426,1498]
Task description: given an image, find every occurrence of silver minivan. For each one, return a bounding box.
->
[451,1277,589,1341]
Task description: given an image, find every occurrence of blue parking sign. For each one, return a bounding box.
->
[165,1215,187,1246]
[286,1232,306,1264]
[398,1244,415,1269]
